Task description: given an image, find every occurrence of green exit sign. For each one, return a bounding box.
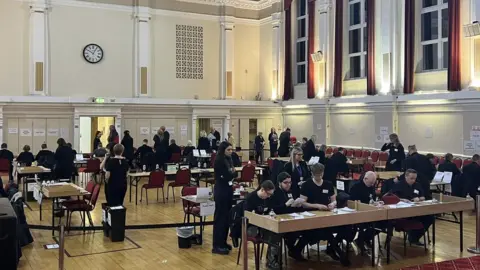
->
[94,98,105,103]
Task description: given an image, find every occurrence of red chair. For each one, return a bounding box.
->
[0,158,10,180]
[370,151,380,162]
[181,186,201,224]
[170,153,181,163]
[237,235,265,268]
[64,183,101,231]
[210,152,217,168]
[79,159,101,182]
[326,147,333,155]
[379,152,388,162]
[62,180,95,207]
[342,149,347,155]
[354,149,363,158]
[362,150,371,159]
[167,168,191,202]
[346,149,354,158]
[433,156,439,165]
[463,158,473,167]
[237,164,255,187]
[140,171,166,204]
[439,156,445,164]
[453,158,463,169]
[363,163,375,172]
[267,158,274,170]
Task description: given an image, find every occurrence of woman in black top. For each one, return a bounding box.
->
[183,141,195,157]
[17,145,35,166]
[381,133,405,171]
[198,130,210,152]
[108,125,119,144]
[54,138,75,180]
[268,127,278,157]
[438,153,461,179]
[121,130,134,167]
[93,131,102,152]
[101,144,129,206]
[212,141,237,255]
[284,147,310,194]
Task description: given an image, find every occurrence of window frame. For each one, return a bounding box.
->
[420,0,449,71]
[347,0,367,79]
[295,0,308,85]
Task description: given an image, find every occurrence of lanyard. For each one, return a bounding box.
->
[296,165,302,176]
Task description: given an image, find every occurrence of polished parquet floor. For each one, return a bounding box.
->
[16,176,480,270]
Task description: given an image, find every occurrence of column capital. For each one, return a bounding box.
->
[225,115,231,120]
[316,0,332,13]
[135,7,152,21]
[192,115,198,121]
[272,12,281,27]
[220,18,235,30]
[30,0,48,12]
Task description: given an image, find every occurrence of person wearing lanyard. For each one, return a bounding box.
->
[284,147,310,195]
[381,133,405,171]
[101,144,129,206]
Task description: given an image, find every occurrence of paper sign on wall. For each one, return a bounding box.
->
[180,125,188,131]
[8,128,18,134]
[140,127,150,135]
[425,126,433,138]
[33,129,45,137]
[375,135,383,143]
[473,126,480,131]
[181,130,187,137]
[317,124,322,130]
[383,135,390,143]
[152,127,159,134]
[380,127,389,135]
[47,129,59,137]
[471,131,480,141]
[464,140,475,155]
[20,129,32,137]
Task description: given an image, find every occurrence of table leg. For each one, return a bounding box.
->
[386,222,392,264]
[279,237,283,270]
[135,177,139,205]
[51,198,55,237]
[432,215,436,246]
[371,223,375,267]
[129,176,132,202]
[39,198,42,221]
[460,211,464,252]
[242,217,248,270]
[199,216,203,245]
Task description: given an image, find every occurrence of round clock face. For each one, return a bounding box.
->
[83,44,104,64]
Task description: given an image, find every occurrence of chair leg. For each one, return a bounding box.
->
[423,230,427,251]
[140,187,143,202]
[162,188,165,203]
[253,244,259,269]
[166,186,170,201]
[403,232,407,256]
[146,188,149,205]
[172,187,176,203]
[237,239,242,265]
[260,243,264,260]
[157,188,159,202]
[87,212,94,229]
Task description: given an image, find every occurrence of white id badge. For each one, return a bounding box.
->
[300,177,304,181]
[414,189,419,194]
[288,193,293,198]
[322,189,328,194]
[394,149,398,152]
[229,181,233,186]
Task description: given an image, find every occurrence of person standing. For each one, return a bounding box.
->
[227,132,236,149]
[303,135,318,162]
[93,131,102,152]
[160,126,170,149]
[254,132,265,164]
[108,125,119,145]
[121,130,134,168]
[153,130,166,168]
[102,144,129,206]
[284,147,310,194]
[381,133,405,171]
[54,138,74,180]
[268,127,278,157]
[212,141,237,255]
[278,128,291,157]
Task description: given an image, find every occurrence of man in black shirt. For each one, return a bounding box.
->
[0,143,14,180]
[167,139,181,161]
[403,145,436,199]
[300,163,350,266]
[323,147,349,185]
[392,169,434,245]
[35,144,53,161]
[134,139,153,167]
[463,154,480,201]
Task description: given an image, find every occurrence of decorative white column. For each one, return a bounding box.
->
[272,13,281,100]
[391,0,404,94]
[378,0,392,94]
[73,111,80,151]
[29,0,49,95]
[223,115,230,141]
[471,0,480,87]
[191,115,197,146]
[220,18,235,99]
[115,111,122,141]
[316,1,332,98]
[134,7,152,97]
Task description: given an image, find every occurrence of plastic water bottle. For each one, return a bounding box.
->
[198,162,201,168]
[248,160,251,165]
[142,165,146,172]
[155,164,159,170]
[269,210,276,218]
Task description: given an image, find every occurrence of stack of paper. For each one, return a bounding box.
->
[337,207,357,214]
[300,211,316,217]
[291,198,305,207]
[396,201,414,208]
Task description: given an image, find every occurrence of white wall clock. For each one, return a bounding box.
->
[83,44,104,64]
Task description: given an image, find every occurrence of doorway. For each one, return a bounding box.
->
[79,116,115,153]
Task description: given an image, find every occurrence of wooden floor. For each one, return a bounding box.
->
[17,176,480,270]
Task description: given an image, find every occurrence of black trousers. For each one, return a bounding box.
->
[107,184,127,206]
[212,196,232,248]
[408,215,434,242]
[255,150,264,164]
[269,144,277,157]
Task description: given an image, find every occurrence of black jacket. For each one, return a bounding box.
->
[303,140,320,162]
[198,137,210,151]
[163,131,170,149]
[323,152,349,182]
[267,187,301,214]
[462,162,480,194]
[54,146,74,177]
[254,135,265,151]
[381,143,405,171]
[183,146,195,157]
[438,160,461,179]
[0,149,14,163]
[278,131,290,157]
[213,155,237,199]
[168,144,182,160]
[214,130,221,142]
[17,152,35,166]
[284,161,310,194]
[121,135,134,159]
[403,152,436,185]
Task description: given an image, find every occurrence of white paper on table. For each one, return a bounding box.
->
[193,149,200,157]
[336,181,345,191]
[308,156,319,165]
[200,150,207,156]
[200,201,215,216]
[433,172,444,182]
[197,187,211,198]
[443,171,453,184]
[337,207,357,214]
[300,211,316,217]
[396,201,414,208]
[292,198,306,207]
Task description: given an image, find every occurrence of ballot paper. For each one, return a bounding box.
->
[200,150,207,156]
[443,171,453,184]
[336,207,357,214]
[300,211,316,217]
[197,187,211,198]
[395,201,414,208]
[291,198,306,207]
[289,213,305,219]
[308,156,320,165]
[433,171,444,182]
[193,150,200,157]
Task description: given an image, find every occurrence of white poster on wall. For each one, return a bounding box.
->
[60,128,69,139]
[151,127,160,134]
[425,126,433,138]
[8,128,18,134]
[380,127,389,135]
[180,125,188,131]
[47,128,59,137]
[181,130,187,137]
[471,131,480,141]
[464,140,475,155]
[33,129,45,137]
[140,127,150,135]
[20,129,32,137]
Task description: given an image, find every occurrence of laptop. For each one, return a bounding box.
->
[75,154,84,161]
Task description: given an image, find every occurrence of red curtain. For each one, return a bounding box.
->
[307,0,316,99]
[366,0,376,95]
[283,0,294,100]
[332,0,344,97]
[448,0,461,91]
[403,0,415,94]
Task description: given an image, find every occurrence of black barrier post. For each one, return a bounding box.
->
[468,195,480,254]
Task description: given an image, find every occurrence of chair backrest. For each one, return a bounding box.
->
[382,193,400,205]
[370,151,379,162]
[362,150,371,159]
[181,186,197,209]
[342,149,347,155]
[346,149,354,157]
[86,159,101,171]
[170,153,181,163]
[84,180,96,200]
[326,147,333,154]
[363,163,375,172]
[0,159,10,172]
[149,170,166,188]
[176,168,191,185]
[241,165,256,182]
[379,152,389,162]
[463,158,473,167]
[453,158,462,169]
[354,149,363,158]
[89,184,101,208]
[210,152,217,168]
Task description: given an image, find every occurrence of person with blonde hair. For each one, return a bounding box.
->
[381,133,405,171]
[284,147,310,194]
[227,132,236,149]
[198,130,210,151]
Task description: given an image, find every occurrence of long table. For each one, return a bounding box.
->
[127,167,264,205]
[242,195,474,269]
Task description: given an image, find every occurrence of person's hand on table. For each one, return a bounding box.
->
[285,198,294,207]
[316,204,329,211]
[327,202,336,210]
[390,159,397,164]
[412,197,420,202]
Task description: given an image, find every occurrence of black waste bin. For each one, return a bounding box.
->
[107,206,126,242]
[101,203,110,237]
[177,226,194,249]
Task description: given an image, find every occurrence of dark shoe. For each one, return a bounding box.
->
[212,247,229,255]
[54,211,64,218]
[409,241,425,247]
[225,244,232,250]
[288,250,307,262]
[231,238,239,248]
[325,247,340,261]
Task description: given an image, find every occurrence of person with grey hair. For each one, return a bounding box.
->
[254,132,265,164]
[403,144,436,200]
[284,147,310,195]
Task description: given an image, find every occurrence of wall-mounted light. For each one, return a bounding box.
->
[284,105,308,109]
[464,21,480,38]
[335,102,366,107]
[311,51,324,63]
[406,99,451,105]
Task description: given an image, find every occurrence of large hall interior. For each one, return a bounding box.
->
[1,0,480,269]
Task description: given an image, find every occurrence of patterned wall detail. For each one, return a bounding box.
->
[176,25,204,79]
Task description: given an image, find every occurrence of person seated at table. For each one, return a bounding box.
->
[284,147,310,195]
[267,172,308,262]
[182,140,195,157]
[438,153,461,180]
[403,145,435,200]
[35,144,53,161]
[168,139,181,161]
[198,130,211,152]
[0,144,14,180]
[17,145,35,166]
[66,143,77,157]
[35,144,55,170]
[299,163,350,266]
[392,169,434,245]
[134,139,153,164]
[244,180,281,268]
[425,153,437,174]
[323,147,349,186]
[92,142,108,158]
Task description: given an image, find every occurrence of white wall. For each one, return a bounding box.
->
[259,23,273,100]
[234,24,261,100]
[79,117,91,153]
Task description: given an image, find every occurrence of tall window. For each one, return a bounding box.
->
[348,0,367,79]
[296,0,308,84]
[421,0,449,71]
